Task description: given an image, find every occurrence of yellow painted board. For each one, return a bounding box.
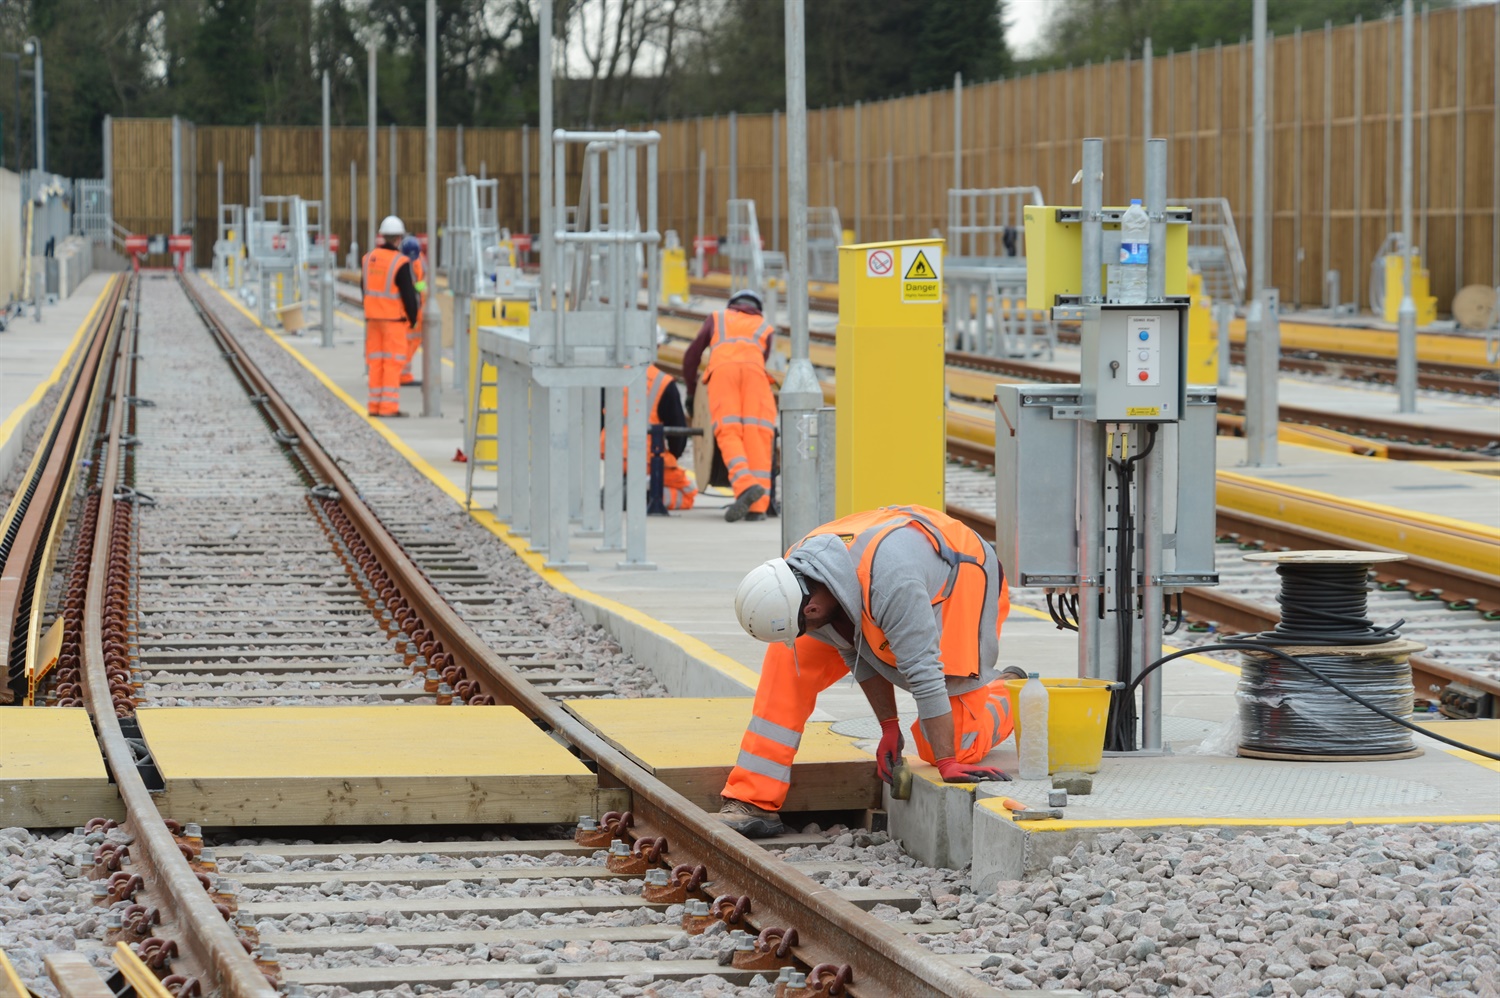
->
[1216,470,1500,574]
[0,708,120,827]
[567,697,879,812]
[1415,719,1500,773]
[0,949,29,998]
[1226,318,1499,371]
[138,705,623,825]
[111,944,173,998]
[1025,205,1191,307]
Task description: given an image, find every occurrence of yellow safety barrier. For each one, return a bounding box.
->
[469,297,529,463]
[0,948,28,998]
[1216,470,1500,574]
[497,239,518,269]
[1186,271,1218,384]
[1226,318,1496,370]
[1216,413,1389,457]
[836,239,947,514]
[1383,253,1438,326]
[661,246,689,303]
[111,943,174,998]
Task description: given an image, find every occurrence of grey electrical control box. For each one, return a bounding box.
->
[1080,304,1186,422]
[994,385,1082,587]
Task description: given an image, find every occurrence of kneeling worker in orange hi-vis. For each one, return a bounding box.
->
[600,361,697,511]
[717,504,1023,838]
[361,216,421,417]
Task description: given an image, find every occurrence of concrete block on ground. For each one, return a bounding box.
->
[886,764,979,869]
[971,796,1102,896]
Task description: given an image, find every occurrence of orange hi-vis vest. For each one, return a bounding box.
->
[703,309,774,379]
[600,365,677,465]
[362,247,411,321]
[791,505,1009,678]
[409,254,427,297]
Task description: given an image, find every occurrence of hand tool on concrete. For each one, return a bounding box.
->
[996,797,1063,821]
[889,757,913,801]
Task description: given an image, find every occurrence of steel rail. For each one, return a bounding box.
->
[0,275,126,699]
[178,273,1004,998]
[946,500,1500,717]
[78,276,281,994]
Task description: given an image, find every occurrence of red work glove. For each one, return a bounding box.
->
[935,757,1012,784]
[875,717,905,784]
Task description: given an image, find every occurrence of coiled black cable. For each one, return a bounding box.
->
[1262,562,1405,645]
[1237,650,1415,755]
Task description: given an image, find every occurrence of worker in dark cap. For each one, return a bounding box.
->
[681,289,775,522]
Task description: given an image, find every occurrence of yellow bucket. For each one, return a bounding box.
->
[1002,677,1116,774]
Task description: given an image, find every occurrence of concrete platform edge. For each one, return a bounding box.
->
[0,276,115,485]
[202,276,758,701]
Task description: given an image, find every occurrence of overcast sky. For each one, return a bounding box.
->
[1006,0,1050,59]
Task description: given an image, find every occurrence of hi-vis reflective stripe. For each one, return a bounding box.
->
[719,414,777,431]
[985,701,1004,741]
[364,250,405,299]
[961,730,979,750]
[735,748,793,783]
[748,714,802,749]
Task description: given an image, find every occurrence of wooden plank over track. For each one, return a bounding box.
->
[566,697,881,813]
[136,704,627,825]
[0,708,122,827]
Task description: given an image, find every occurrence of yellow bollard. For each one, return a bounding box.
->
[468,297,530,464]
[1185,271,1217,384]
[1382,253,1437,326]
[835,239,946,515]
[661,246,689,303]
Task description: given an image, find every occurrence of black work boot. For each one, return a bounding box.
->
[724,485,767,523]
[714,797,785,838]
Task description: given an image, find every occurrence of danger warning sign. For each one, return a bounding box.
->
[900,245,942,302]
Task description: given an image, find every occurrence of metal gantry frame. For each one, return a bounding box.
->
[806,205,842,283]
[945,186,1051,358]
[445,174,503,395]
[244,195,323,328]
[477,128,662,571]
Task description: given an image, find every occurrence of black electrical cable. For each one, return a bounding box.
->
[1238,650,1416,755]
[1047,591,1079,632]
[1262,562,1405,645]
[1105,426,1159,752]
[1115,641,1500,761]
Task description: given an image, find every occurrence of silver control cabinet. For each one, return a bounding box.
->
[1080,304,1186,422]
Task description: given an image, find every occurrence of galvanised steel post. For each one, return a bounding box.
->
[953,72,962,190]
[728,110,737,203]
[171,116,182,235]
[780,0,824,549]
[1141,37,1152,193]
[422,0,440,416]
[26,38,42,173]
[368,43,377,258]
[321,71,335,348]
[1245,0,1277,467]
[1396,0,1417,412]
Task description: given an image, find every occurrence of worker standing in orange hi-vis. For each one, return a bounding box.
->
[361,216,420,417]
[716,504,1025,838]
[398,235,427,386]
[601,360,697,511]
[681,289,775,522]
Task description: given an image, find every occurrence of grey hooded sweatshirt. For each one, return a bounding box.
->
[786,526,1003,720]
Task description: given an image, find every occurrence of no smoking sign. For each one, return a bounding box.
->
[865,248,894,278]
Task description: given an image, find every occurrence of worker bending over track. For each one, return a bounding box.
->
[398,236,428,386]
[682,289,775,522]
[718,504,1023,838]
[601,360,697,511]
[361,216,420,417]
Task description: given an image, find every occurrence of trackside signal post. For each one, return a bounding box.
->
[835,238,946,516]
[997,139,1220,754]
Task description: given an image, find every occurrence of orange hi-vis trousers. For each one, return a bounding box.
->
[721,636,1017,814]
[706,361,775,514]
[659,453,697,510]
[366,319,407,415]
[400,306,424,384]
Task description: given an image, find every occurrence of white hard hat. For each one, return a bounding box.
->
[734,558,808,646]
[378,215,406,238]
[728,288,763,310]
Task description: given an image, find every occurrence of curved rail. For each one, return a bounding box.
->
[176,274,1002,997]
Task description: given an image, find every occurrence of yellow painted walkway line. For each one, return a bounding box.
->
[207,276,763,693]
[977,798,1500,832]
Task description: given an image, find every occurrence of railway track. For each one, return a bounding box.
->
[5,272,1020,996]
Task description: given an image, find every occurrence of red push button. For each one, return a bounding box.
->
[1138,370,1150,381]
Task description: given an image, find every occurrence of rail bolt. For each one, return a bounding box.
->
[103,912,127,945]
[644,863,709,905]
[734,926,800,971]
[604,839,646,874]
[573,815,613,849]
[435,683,454,706]
[423,669,441,693]
[681,898,717,934]
[786,963,854,997]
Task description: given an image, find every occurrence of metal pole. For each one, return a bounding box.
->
[522,123,530,238]
[728,110,737,203]
[780,0,822,550]
[540,0,553,298]
[853,100,861,240]
[1396,0,1417,412]
[1251,0,1267,298]
[456,123,465,176]
[772,110,780,252]
[102,113,111,200]
[253,124,262,209]
[1081,139,1103,302]
[216,160,223,236]
[1146,138,1166,302]
[30,40,42,172]
[389,124,397,215]
[321,71,335,348]
[694,148,706,276]
[422,0,439,416]
[885,148,893,240]
[171,116,182,234]
[368,43,377,255]
[953,71,962,190]
[1141,37,1152,192]
[350,159,358,263]
[1322,21,1332,305]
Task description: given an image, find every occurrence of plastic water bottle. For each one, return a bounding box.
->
[1018,672,1050,780]
[1119,199,1150,304]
